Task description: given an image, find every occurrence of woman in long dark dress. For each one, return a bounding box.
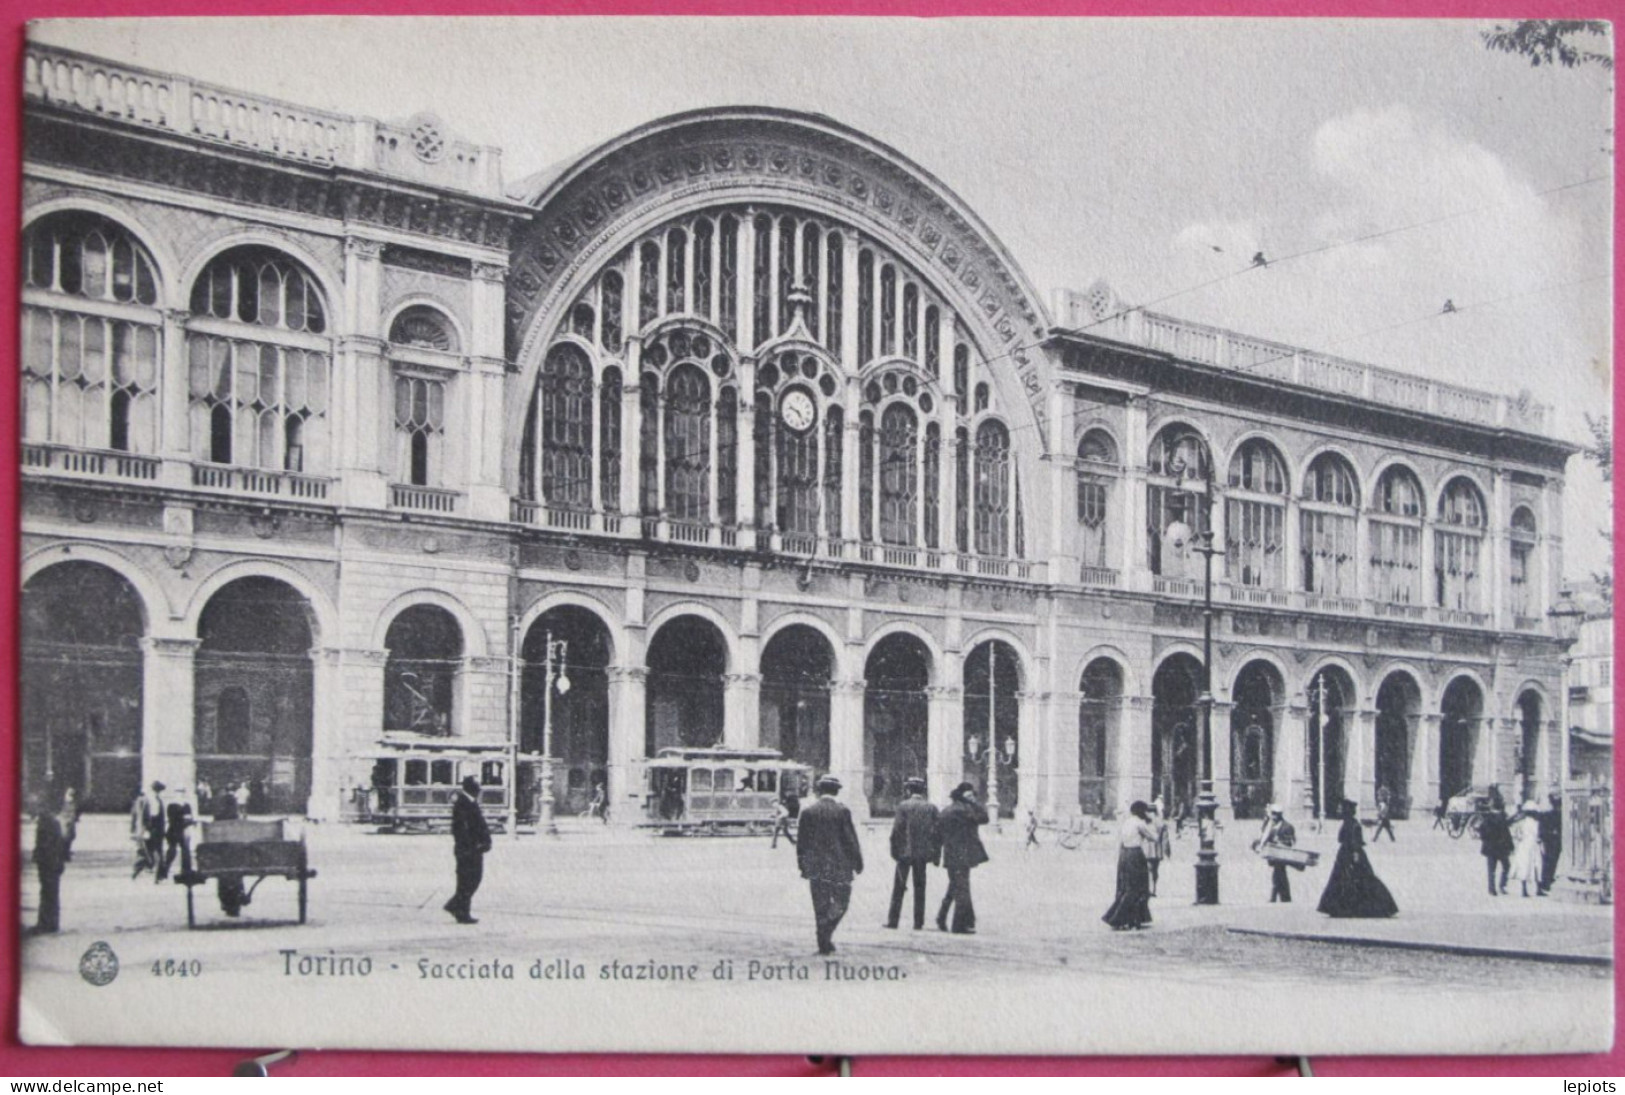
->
[1317,799,1398,918]
[1103,800,1157,930]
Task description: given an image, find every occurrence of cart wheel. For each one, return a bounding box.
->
[1468,814,1483,839]
[186,885,196,929]
[298,875,308,925]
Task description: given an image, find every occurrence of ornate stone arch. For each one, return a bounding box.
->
[505,108,1054,518]
[760,609,849,680]
[22,197,181,309]
[645,600,739,671]
[862,619,943,684]
[1303,654,1368,708]
[1075,644,1140,698]
[961,625,1033,689]
[517,589,622,665]
[22,541,169,633]
[179,228,346,333]
[370,588,490,658]
[182,558,337,647]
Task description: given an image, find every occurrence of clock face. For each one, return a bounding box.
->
[781,389,816,433]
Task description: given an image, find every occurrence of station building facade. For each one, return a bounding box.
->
[19,44,1580,824]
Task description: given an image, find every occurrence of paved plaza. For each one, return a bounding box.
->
[16,813,1612,1054]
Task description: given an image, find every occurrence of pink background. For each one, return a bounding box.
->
[0,0,1618,1075]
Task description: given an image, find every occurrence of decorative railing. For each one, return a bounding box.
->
[193,463,330,500]
[390,484,459,514]
[22,443,160,482]
[23,43,504,197]
[1152,576,1203,598]
[1302,592,1361,615]
[1370,600,1428,621]
[1224,583,1292,608]
[1060,294,1551,433]
[1079,565,1119,588]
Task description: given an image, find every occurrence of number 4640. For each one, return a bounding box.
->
[151,959,202,977]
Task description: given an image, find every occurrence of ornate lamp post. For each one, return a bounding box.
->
[538,632,571,837]
[1188,437,1222,905]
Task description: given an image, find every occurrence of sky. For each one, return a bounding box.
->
[30,17,1616,580]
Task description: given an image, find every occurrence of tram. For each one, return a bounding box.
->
[355,742,536,832]
[641,747,813,835]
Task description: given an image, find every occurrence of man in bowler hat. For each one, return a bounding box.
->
[936,782,990,934]
[796,775,864,955]
[884,777,939,930]
[445,775,493,924]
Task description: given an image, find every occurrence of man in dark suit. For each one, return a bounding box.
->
[884,777,939,930]
[936,781,989,934]
[445,776,493,924]
[795,775,863,955]
[32,791,68,935]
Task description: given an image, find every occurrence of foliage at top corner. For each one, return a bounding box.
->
[1482,20,1614,71]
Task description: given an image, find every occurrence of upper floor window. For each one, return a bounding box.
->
[537,343,594,510]
[1438,476,1487,528]
[186,246,332,473]
[191,246,326,333]
[394,374,446,487]
[21,212,162,454]
[389,305,459,352]
[1225,440,1288,589]
[1370,465,1425,605]
[1146,426,1210,576]
[1227,439,1288,495]
[1435,477,1487,612]
[1076,429,1118,570]
[1376,464,1424,517]
[1509,506,1538,617]
[1301,452,1359,599]
[974,419,1011,557]
[879,403,919,546]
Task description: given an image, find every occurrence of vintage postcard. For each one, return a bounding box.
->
[14,16,1614,1055]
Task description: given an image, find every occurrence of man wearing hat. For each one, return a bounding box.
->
[884,777,940,930]
[936,782,990,934]
[131,781,166,881]
[795,775,864,955]
[445,775,493,925]
[1256,804,1296,903]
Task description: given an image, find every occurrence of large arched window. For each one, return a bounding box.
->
[974,419,1011,557]
[664,362,712,524]
[23,212,162,454]
[879,403,919,546]
[1370,465,1425,605]
[1146,426,1210,578]
[1510,505,1538,619]
[388,306,457,489]
[382,604,464,736]
[776,388,819,540]
[388,305,458,352]
[538,343,594,510]
[1436,476,1487,614]
[186,246,331,472]
[1225,439,1288,590]
[1076,429,1118,573]
[1301,452,1359,599]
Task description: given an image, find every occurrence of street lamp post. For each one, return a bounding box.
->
[985,641,999,826]
[1190,442,1222,905]
[539,632,571,838]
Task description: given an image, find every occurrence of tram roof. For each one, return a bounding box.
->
[651,747,803,765]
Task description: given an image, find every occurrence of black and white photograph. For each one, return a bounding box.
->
[13,16,1615,1055]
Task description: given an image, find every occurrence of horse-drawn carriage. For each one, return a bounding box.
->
[1439,788,1495,839]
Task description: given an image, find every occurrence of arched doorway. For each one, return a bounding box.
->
[1151,653,1203,823]
[524,606,612,815]
[759,625,833,772]
[21,562,146,812]
[382,605,463,736]
[646,615,727,754]
[1307,666,1355,820]
[195,577,315,814]
[963,639,1021,818]
[863,633,931,817]
[1439,676,1484,805]
[1230,661,1281,820]
[1516,690,1543,802]
[1078,658,1123,816]
[1374,672,1420,819]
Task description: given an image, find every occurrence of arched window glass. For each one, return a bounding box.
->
[664,362,711,524]
[638,242,660,329]
[924,421,941,550]
[879,265,897,356]
[191,246,326,333]
[693,219,714,323]
[1225,439,1288,589]
[599,367,622,512]
[389,305,458,352]
[1301,453,1359,599]
[902,282,920,360]
[22,212,162,454]
[640,375,660,517]
[880,403,919,546]
[665,227,687,317]
[1510,506,1538,618]
[753,392,774,532]
[393,374,446,487]
[954,426,970,554]
[570,300,595,341]
[718,216,739,338]
[1145,427,1210,576]
[538,344,594,510]
[776,216,796,335]
[857,249,875,364]
[753,214,773,348]
[776,392,819,539]
[801,222,821,336]
[953,344,969,409]
[824,406,844,541]
[1370,466,1425,605]
[1076,429,1117,571]
[924,305,941,378]
[601,270,624,353]
[858,410,876,542]
[382,605,463,736]
[717,385,738,526]
[823,232,843,355]
[974,419,1011,557]
[1436,477,1487,613]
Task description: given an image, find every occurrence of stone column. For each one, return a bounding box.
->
[606,666,647,825]
[828,678,867,819]
[929,649,964,801]
[1020,689,1061,821]
[339,237,388,509]
[1278,699,1307,817]
[1210,699,1235,821]
[1048,690,1082,823]
[141,637,199,792]
[1350,707,1377,811]
[307,647,346,821]
[1417,713,1441,809]
[1122,396,1149,591]
[1120,694,1153,815]
[159,309,192,488]
[723,673,761,749]
[462,655,510,745]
